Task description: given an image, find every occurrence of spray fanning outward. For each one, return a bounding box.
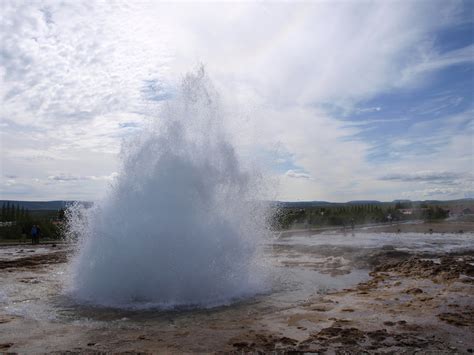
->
[66,68,270,309]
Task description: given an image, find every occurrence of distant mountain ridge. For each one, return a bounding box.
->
[1,198,472,210]
[276,198,473,208]
[0,200,91,210]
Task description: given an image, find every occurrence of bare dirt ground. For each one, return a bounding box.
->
[228,253,474,353]
[0,247,67,269]
[1,221,473,353]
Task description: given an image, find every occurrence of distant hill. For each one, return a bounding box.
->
[0,200,91,210]
[276,200,384,208]
[347,200,383,205]
[275,201,336,208]
[276,198,473,209]
[2,198,472,211]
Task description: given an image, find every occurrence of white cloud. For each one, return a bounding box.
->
[380,171,464,183]
[0,0,471,201]
[47,172,118,182]
[285,170,312,180]
[400,44,474,82]
[355,107,382,114]
[403,187,473,198]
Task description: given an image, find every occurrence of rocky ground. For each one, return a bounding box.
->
[228,252,474,353]
[0,246,67,270]
[0,222,473,353]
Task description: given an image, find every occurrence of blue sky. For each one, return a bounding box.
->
[346,58,472,163]
[0,0,472,201]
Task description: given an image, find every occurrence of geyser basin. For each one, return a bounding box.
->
[67,69,269,309]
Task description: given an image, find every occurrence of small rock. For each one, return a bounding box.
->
[233,341,248,348]
[0,343,13,350]
[367,329,388,341]
[405,288,423,295]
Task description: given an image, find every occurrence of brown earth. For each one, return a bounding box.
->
[225,251,474,354]
[1,227,473,353]
[0,249,68,269]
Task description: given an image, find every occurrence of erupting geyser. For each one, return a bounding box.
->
[66,68,269,308]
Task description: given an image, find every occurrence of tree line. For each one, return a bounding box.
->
[272,203,449,230]
[1,201,31,222]
[0,202,64,241]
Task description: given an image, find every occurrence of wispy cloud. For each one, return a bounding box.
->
[47,173,118,182]
[355,107,382,114]
[285,170,312,180]
[403,187,473,198]
[401,44,474,80]
[380,171,464,183]
[0,0,472,201]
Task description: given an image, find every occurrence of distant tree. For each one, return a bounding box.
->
[6,202,12,221]
[58,208,66,221]
[423,206,448,220]
[1,202,5,221]
[15,205,20,221]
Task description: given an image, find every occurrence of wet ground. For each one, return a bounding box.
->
[1,221,473,353]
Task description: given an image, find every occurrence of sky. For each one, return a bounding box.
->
[0,0,473,202]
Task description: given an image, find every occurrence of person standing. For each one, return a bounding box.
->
[36,225,41,244]
[31,225,37,245]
